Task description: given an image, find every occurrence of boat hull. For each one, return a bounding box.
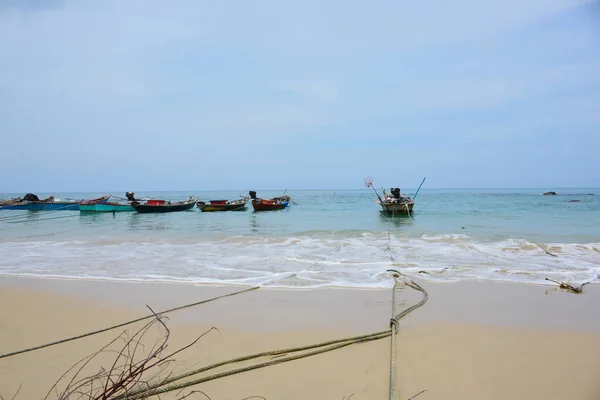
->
[133,201,196,213]
[0,202,80,211]
[79,203,135,212]
[251,201,289,211]
[0,195,111,211]
[379,201,414,215]
[199,203,247,212]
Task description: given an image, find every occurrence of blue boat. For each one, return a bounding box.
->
[0,195,111,211]
[2,202,79,211]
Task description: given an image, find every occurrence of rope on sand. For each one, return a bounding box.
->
[0,286,259,360]
[115,272,429,400]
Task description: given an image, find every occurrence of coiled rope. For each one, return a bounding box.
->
[0,286,259,360]
[116,272,428,400]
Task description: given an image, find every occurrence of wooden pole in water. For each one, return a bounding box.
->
[412,177,426,200]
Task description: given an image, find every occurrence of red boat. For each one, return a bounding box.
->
[249,191,291,211]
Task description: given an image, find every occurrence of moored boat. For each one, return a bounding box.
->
[1,194,111,211]
[79,202,135,212]
[249,191,290,211]
[79,192,137,212]
[365,177,426,216]
[132,197,197,213]
[197,196,249,212]
[376,189,415,215]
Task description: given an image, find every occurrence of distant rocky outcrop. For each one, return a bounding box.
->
[543,191,557,196]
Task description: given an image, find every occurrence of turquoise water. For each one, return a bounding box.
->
[0,188,598,288]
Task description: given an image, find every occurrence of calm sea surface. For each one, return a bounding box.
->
[0,188,598,288]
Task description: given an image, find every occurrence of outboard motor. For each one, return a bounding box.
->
[23,193,40,202]
[126,192,136,201]
[249,191,257,200]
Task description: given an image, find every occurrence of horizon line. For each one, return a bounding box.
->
[1,186,599,195]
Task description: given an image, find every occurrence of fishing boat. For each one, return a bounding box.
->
[249,191,290,211]
[1,194,111,211]
[79,192,137,212]
[131,197,197,213]
[364,177,426,216]
[79,202,135,212]
[197,196,249,212]
[376,188,414,215]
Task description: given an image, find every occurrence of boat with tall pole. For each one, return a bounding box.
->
[365,177,426,216]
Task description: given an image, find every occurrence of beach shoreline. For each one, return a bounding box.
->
[1,276,599,399]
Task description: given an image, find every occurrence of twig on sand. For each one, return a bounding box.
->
[175,390,211,399]
[408,389,428,399]
[545,278,589,294]
[47,307,217,400]
[0,383,23,400]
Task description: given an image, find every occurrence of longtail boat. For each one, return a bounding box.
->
[131,197,197,213]
[376,188,414,215]
[79,192,137,212]
[365,177,426,216]
[1,194,111,211]
[79,202,135,212]
[249,191,290,211]
[197,196,249,212]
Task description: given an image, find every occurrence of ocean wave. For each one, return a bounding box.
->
[0,234,598,288]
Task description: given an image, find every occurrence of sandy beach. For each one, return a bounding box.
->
[1,277,599,400]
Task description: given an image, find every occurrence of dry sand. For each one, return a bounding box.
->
[0,277,599,400]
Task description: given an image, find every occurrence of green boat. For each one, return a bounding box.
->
[79,202,135,212]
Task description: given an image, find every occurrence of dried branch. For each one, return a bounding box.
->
[545,278,590,294]
[45,305,220,400]
[408,389,428,399]
[175,390,212,400]
[0,383,23,400]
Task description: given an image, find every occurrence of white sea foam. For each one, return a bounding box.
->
[0,233,598,288]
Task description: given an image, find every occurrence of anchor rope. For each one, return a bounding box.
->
[116,273,428,400]
[5,214,81,224]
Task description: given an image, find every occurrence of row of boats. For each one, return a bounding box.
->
[0,191,292,213]
[1,179,424,215]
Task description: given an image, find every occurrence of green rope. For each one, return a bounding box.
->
[0,286,259,360]
[117,275,429,400]
[119,331,391,400]
[389,277,399,400]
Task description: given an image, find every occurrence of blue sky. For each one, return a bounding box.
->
[0,0,599,192]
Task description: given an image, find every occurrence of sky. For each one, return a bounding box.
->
[0,0,599,192]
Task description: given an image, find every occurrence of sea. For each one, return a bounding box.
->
[0,188,598,289]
